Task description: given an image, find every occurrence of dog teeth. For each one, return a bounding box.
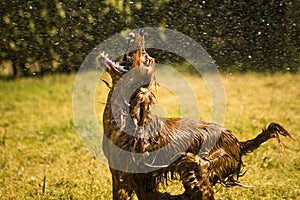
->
[119,65,128,72]
[100,52,109,59]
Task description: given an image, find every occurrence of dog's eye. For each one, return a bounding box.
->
[145,58,150,66]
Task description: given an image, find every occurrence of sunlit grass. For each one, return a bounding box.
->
[0,71,299,199]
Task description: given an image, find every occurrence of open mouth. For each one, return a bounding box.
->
[98,51,152,75]
[98,52,128,74]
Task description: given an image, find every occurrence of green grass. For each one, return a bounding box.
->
[0,72,299,199]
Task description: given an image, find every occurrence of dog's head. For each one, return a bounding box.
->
[98,29,155,87]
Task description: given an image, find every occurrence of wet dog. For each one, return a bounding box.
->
[98,29,291,200]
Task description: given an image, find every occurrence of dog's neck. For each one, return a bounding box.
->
[107,81,155,130]
[129,87,155,127]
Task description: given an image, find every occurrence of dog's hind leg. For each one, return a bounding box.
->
[176,153,215,200]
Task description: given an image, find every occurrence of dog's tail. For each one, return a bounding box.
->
[239,123,292,155]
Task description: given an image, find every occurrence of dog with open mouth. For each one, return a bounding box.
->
[98,29,292,200]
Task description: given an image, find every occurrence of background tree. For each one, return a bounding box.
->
[0,0,299,77]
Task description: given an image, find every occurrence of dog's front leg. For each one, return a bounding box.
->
[111,169,133,200]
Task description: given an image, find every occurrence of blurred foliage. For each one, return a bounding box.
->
[0,0,299,76]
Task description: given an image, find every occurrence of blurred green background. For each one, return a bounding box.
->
[1,1,299,199]
[1,0,299,77]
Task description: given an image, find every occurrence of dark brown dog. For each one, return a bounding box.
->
[98,29,291,200]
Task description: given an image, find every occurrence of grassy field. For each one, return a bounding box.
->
[0,71,299,199]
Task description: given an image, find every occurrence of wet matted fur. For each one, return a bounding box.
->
[98,29,292,200]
